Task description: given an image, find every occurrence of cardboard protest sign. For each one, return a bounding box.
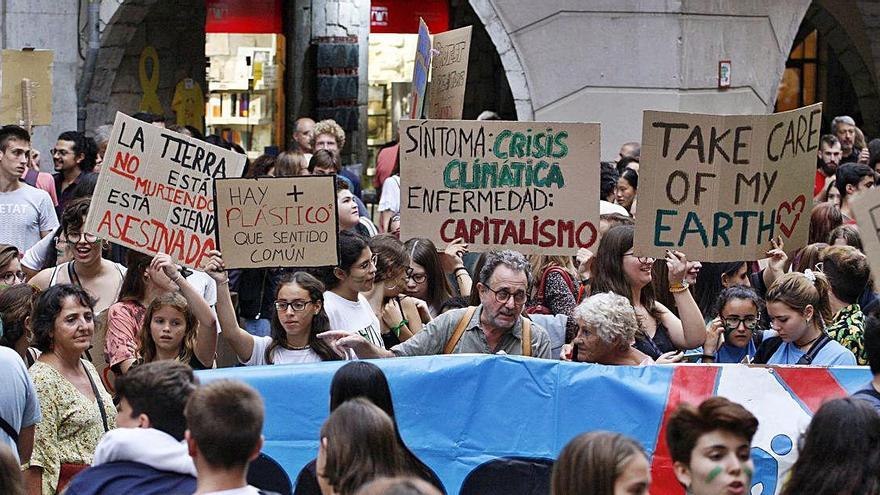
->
[850,187,880,280]
[0,49,53,126]
[409,18,432,119]
[399,120,600,255]
[84,112,246,269]
[214,176,340,269]
[634,104,822,262]
[427,26,471,120]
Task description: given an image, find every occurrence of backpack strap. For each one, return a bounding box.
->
[796,333,832,365]
[443,306,477,354]
[853,386,880,401]
[521,317,532,357]
[0,416,17,444]
[753,336,784,364]
[536,267,575,304]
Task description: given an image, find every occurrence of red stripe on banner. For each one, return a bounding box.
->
[773,367,848,413]
[650,366,720,494]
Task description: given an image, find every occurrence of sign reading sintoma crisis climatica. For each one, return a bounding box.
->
[399,119,600,255]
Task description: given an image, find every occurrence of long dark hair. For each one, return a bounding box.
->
[321,231,369,290]
[119,251,153,303]
[402,238,451,311]
[0,284,38,349]
[694,262,748,318]
[330,362,446,493]
[266,271,340,363]
[781,398,880,495]
[591,225,658,317]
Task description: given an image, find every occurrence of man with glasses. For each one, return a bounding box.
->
[319,250,552,359]
[52,130,96,217]
[0,126,59,253]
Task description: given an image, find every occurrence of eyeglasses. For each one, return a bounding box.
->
[405,268,427,284]
[721,316,759,331]
[50,148,72,157]
[0,270,25,285]
[483,285,528,305]
[623,252,654,264]
[357,254,379,271]
[66,232,99,244]
[274,300,312,312]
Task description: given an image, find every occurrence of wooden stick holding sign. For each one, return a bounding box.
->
[213,175,340,269]
[84,112,246,270]
[633,104,822,262]
[0,49,53,127]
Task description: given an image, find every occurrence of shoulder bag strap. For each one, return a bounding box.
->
[443,306,477,354]
[521,317,532,357]
[82,360,109,432]
[853,386,880,401]
[797,333,832,365]
[0,416,18,444]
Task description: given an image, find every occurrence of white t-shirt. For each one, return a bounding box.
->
[243,335,323,366]
[378,175,400,213]
[202,486,261,495]
[0,185,58,253]
[323,291,383,348]
[21,230,55,270]
[0,347,41,462]
[600,200,630,216]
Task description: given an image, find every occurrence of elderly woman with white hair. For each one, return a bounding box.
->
[570,292,653,365]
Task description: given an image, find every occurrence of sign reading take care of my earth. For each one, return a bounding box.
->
[634,104,822,261]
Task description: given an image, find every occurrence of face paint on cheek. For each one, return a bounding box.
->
[706,466,723,484]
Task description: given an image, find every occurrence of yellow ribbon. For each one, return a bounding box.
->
[138,46,163,114]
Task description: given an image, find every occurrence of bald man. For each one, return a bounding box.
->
[292,117,315,153]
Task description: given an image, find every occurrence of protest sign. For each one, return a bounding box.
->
[214,176,339,269]
[427,26,471,120]
[850,186,880,279]
[399,119,600,255]
[0,49,53,126]
[634,104,822,261]
[409,18,432,119]
[84,112,246,269]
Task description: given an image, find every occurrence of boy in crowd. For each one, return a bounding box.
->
[186,380,266,495]
[65,361,198,494]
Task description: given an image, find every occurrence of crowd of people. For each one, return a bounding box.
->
[0,109,879,495]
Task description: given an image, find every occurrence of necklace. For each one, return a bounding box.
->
[286,343,311,351]
[795,334,821,350]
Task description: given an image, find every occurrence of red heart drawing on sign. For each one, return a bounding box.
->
[776,194,806,238]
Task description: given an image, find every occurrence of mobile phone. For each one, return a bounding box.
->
[680,351,705,363]
[570,344,579,362]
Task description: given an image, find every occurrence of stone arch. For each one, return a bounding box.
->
[798,2,880,135]
[466,0,533,121]
[85,0,162,131]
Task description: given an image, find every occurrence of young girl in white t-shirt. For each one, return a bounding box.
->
[205,251,341,366]
[321,231,384,349]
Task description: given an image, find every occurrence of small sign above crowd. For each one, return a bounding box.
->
[214,176,340,269]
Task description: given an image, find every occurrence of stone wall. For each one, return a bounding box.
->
[86,0,206,132]
[0,0,80,165]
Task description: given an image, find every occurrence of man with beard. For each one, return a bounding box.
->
[319,250,552,358]
[815,134,842,202]
[833,115,860,164]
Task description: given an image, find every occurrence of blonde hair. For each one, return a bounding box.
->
[312,119,346,149]
[528,255,577,296]
[766,272,832,328]
[138,292,198,365]
[275,151,309,177]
